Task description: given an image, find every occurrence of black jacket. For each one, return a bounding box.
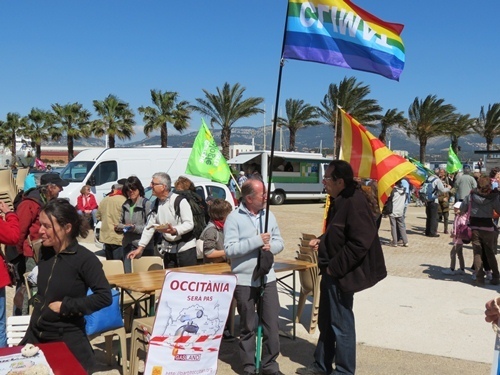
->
[318,186,387,293]
[29,240,111,338]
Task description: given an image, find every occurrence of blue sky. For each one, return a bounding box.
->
[1,1,499,144]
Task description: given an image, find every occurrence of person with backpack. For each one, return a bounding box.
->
[388,180,409,247]
[117,176,154,273]
[422,173,451,237]
[127,172,198,268]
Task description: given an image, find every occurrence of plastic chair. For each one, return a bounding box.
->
[131,256,164,315]
[296,253,321,334]
[96,260,130,374]
[7,315,31,347]
[301,233,317,241]
[131,256,164,273]
[129,316,155,375]
[15,168,29,191]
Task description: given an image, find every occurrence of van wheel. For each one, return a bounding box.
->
[271,192,285,205]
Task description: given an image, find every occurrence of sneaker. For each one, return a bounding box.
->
[441,268,455,275]
[403,243,409,247]
[388,242,398,247]
[455,269,465,275]
[487,271,493,281]
[296,362,327,375]
[471,273,477,281]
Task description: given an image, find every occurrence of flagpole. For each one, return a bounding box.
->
[265,7,289,232]
[254,4,289,375]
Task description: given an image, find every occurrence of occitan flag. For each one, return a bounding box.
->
[339,108,416,208]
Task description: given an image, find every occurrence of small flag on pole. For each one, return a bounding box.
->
[446,145,463,174]
[185,119,231,184]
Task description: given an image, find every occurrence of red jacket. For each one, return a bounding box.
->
[0,212,20,246]
[76,193,98,211]
[16,189,44,257]
[0,211,20,287]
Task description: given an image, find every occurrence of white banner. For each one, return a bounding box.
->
[145,271,237,375]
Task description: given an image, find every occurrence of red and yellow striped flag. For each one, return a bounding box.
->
[339,109,416,207]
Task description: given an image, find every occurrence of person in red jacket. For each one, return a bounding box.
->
[76,185,98,227]
[0,200,20,347]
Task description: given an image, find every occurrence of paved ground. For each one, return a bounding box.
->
[9,202,498,374]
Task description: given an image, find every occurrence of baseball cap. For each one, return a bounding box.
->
[239,171,245,175]
[117,178,127,185]
[40,173,69,188]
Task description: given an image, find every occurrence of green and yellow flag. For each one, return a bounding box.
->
[185,119,231,184]
[446,145,462,174]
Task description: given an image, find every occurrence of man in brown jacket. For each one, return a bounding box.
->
[297,160,386,375]
[96,183,126,260]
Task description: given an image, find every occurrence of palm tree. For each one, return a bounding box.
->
[138,90,191,148]
[92,94,136,148]
[51,102,91,161]
[443,114,476,154]
[476,103,500,151]
[25,108,56,159]
[0,113,28,165]
[399,95,457,163]
[191,82,264,159]
[378,108,406,145]
[317,76,382,158]
[277,99,320,151]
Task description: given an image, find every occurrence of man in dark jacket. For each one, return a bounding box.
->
[296,160,386,375]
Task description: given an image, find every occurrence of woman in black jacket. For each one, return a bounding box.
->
[21,199,111,372]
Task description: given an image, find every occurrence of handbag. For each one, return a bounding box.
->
[457,195,472,244]
[0,250,17,288]
[85,288,123,336]
[28,235,43,264]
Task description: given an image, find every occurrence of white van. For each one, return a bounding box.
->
[58,147,236,208]
[228,150,331,204]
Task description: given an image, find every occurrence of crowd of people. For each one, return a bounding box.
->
[1,159,500,374]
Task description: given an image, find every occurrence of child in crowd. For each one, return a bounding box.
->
[442,202,467,275]
[201,198,232,264]
[199,198,234,341]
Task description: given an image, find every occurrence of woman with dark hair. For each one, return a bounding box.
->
[20,198,111,372]
[118,176,154,273]
[461,176,500,285]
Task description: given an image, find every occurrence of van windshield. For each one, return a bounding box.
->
[59,161,95,182]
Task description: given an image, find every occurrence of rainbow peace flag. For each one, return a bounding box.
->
[283,0,405,81]
[339,109,415,207]
[406,157,431,188]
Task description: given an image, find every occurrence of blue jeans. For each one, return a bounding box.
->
[314,274,355,374]
[0,287,6,347]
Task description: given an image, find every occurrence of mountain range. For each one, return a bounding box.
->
[63,124,493,163]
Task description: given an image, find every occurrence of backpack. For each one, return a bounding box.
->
[174,191,208,242]
[382,190,394,216]
[419,177,438,203]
